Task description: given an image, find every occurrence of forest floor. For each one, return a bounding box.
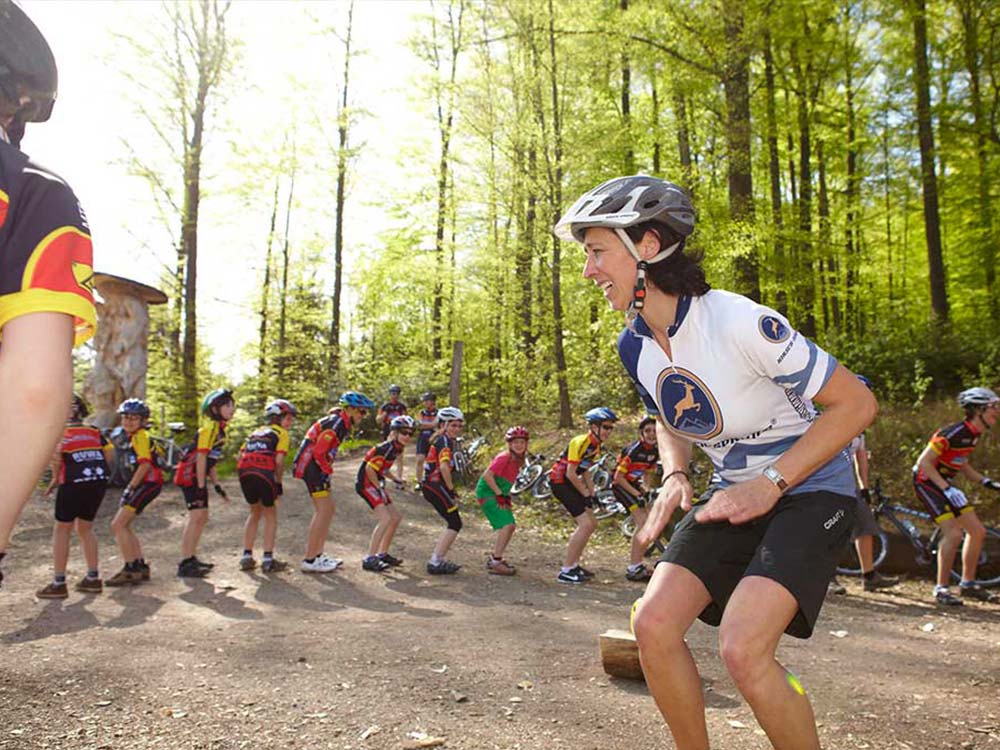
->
[1,458,999,750]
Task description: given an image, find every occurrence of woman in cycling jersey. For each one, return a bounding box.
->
[613,416,660,583]
[474,426,529,576]
[420,406,466,575]
[36,395,113,598]
[556,175,876,750]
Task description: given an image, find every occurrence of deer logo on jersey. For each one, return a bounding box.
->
[656,368,722,440]
[758,314,790,343]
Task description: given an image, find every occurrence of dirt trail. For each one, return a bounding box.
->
[1,464,999,750]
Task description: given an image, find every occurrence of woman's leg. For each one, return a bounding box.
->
[262,506,278,553]
[957,511,988,582]
[110,508,137,562]
[628,506,649,566]
[854,534,874,573]
[718,576,820,750]
[563,509,597,568]
[633,563,713,750]
[305,496,335,558]
[935,518,963,587]
[433,528,459,560]
[379,506,402,554]
[75,519,99,572]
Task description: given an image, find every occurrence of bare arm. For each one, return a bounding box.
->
[636,420,693,549]
[959,462,986,485]
[916,446,950,491]
[854,441,870,490]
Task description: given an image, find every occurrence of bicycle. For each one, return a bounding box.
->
[593,486,672,555]
[511,452,546,495]
[104,421,187,486]
[453,432,488,479]
[836,480,1000,587]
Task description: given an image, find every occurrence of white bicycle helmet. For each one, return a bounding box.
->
[437,406,464,423]
[390,415,416,431]
[958,387,999,407]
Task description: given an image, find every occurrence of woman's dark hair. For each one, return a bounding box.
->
[624,220,710,297]
[638,416,657,432]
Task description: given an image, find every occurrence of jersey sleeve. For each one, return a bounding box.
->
[617,328,659,414]
[437,438,453,465]
[733,302,838,401]
[487,453,509,475]
[928,431,950,455]
[276,428,289,454]
[566,434,591,466]
[0,161,96,346]
[195,423,218,453]
[132,430,153,465]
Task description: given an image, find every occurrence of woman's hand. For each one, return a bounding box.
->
[636,474,690,549]
[695,476,781,525]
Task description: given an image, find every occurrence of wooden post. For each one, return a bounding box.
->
[599,629,644,681]
[449,340,464,406]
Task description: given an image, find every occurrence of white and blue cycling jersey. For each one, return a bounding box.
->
[617,289,854,497]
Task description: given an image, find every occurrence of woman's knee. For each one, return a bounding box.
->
[718,625,772,689]
[633,599,687,650]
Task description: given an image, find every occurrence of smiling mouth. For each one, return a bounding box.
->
[600,281,613,295]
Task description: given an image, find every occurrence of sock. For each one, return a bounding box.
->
[86,569,99,580]
[959,580,974,588]
[430,554,442,564]
[491,555,502,562]
[53,573,66,585]
[627,563,643,573]
[561,566,575,574]
[934,584,950,594]
[242,549,253,557]
[263,551,274,561]
[304,557,316,563]
[863,570,874,580]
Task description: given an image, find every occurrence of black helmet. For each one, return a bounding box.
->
[555,175,695,253]
[421,391,436,402]
[117,398,150,419]
[388,384,402,395]
[0,1,57,146]
[71,393,89,420]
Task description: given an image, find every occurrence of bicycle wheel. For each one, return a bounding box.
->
[620,515,636,539]
[592,468,612,491]
[836,528,890,576]
[532,474,552,500]
[512,464,543,495]
[948,526,1000,587]
[593,492,619,521]
[453,451,468,478]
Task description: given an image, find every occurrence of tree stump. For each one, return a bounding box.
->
[599,629,644,681]
[83,273,167,429]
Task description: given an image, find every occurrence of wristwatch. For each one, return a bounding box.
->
[763,465,788,492]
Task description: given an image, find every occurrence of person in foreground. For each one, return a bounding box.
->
[556,174,877,750]
[0,1,97,589]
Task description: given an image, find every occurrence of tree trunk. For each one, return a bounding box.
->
[911,0,949,320]
[791,39,816,337]
[257,176,280,397]
[329,0,355,374]
[277,152,295,380]
[763,29,786,316]
[673,88,693,193]
[620,0,634,174]
[650,64,661,174]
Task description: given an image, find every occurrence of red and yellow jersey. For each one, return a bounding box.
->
[58,422,111,484]
[378,400,408,424]
[550,432,602,484]
[0,141,96,346]
[356,439,404,485]
[417,407,438,433]
[237,424,289,476]
[127,427,164,486]
[293,412,353,476]
[423,434,455,484]
[614,440,659,484]
[174,420,228,486]
[915,420,982,482]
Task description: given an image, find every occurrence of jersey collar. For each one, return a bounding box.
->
[635,294,692,339]
[965,419,983,437]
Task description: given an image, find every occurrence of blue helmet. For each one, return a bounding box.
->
[856,374,873,390]
[584,407,618,424]
[117,398,150,419]
[339,391,375,410]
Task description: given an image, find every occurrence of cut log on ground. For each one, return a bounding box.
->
[599,629,644,681]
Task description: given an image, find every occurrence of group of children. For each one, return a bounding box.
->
[34,388,530,598]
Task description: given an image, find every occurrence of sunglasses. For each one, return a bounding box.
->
[599,424,615,432]
[398,429,415,436]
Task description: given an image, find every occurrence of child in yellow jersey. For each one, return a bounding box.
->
[107,399,165,586]
[237,400,296,573]
[174,388,235,578]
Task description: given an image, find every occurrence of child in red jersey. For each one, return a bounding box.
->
[474,426,528,576]
[356,415,415,572]
[36,395,113,598]
[237,399,296,573]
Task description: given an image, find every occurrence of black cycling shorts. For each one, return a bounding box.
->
[55,481,107,523]
[912,476,973,523]
[851,492,880,542]
[612,484,646,514]
[422,481,462,532]
[181,484,208,511]
[416,431,433,456]
[551,479,591,518]
[660,487,855,639]
[300,461,332,498]
[120,482,162,516]
[239,472,277,508]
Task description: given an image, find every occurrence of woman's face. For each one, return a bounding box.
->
[581,227,638,312]
[640,423,657,443]
[508,437,528,456]
[121,413,143,435]
[218,400,236,421]
[446,419,464,438]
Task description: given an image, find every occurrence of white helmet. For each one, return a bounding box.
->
[958,387,999,407]
[437,406,464,423]
[390,415,416,431]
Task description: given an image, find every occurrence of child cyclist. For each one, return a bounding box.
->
[36,395,113,598]
[613,416,660,582]
[173,388,235,578]
[107,399,165,586]
[549,407,618,584]
[293,391,374,573]
[237,399,296,573]
[420,406,466,575]
[356,415,415,572]
[474,426,529,576]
